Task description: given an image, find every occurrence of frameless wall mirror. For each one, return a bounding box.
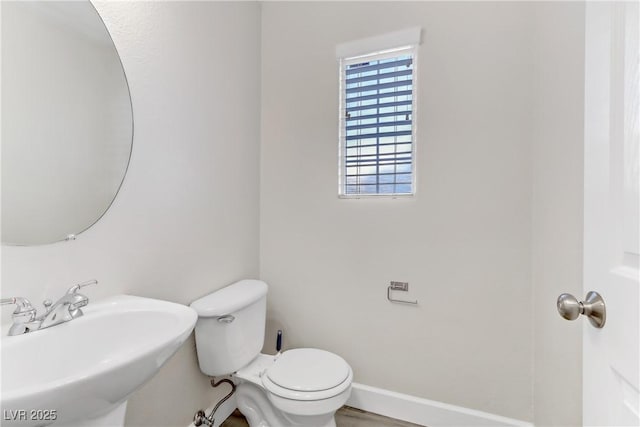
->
[1,1,133,246]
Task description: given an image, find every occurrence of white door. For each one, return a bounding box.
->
[583,2,640,426]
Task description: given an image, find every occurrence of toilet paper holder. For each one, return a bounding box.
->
[387,281,418,305]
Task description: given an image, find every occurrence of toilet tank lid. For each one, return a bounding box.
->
[190,280,268,317]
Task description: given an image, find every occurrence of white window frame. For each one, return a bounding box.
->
[336,28,421,199]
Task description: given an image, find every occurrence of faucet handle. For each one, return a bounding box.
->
[1,297,36,321]
[64,281,96,318]
[66,279,98,294]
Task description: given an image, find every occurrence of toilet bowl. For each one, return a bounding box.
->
[190,280,353,427]
[235,350,352,427]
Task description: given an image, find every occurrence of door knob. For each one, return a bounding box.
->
[557,291,606,328]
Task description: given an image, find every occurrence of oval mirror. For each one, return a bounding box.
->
[1,1,133,246]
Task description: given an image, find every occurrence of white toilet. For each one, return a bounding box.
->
[190,279,353,427]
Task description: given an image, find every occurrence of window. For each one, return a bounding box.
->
[337,29,420,197]
[339,48,417,196]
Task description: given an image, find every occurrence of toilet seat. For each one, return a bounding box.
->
[262,348,352,401]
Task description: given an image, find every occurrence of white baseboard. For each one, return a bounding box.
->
[346,383,534,427]
[189,382,534,427]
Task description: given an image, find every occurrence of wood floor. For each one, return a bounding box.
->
[220,406,423,427]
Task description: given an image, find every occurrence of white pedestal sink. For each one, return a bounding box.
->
[1,295,197,426]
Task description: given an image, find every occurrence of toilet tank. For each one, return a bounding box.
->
[190,280,268,376]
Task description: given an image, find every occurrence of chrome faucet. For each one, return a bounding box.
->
[1,280,97,336]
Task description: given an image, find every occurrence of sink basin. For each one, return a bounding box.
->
[1,295,197,426]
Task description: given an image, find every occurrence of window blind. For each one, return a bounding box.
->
[340,48,416,196]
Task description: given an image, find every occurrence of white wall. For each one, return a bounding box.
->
[1,2,261,426]
[531,3,585,426]
[260,2,535,421]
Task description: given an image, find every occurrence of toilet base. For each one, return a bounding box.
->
[235,382,337,427]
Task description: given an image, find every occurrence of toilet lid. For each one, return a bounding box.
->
[265,348,350,392]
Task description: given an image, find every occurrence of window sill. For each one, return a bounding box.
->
[338,193,415,200]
